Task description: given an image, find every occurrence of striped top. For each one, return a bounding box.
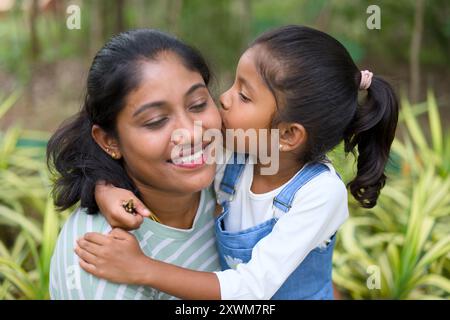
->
[49,186,220,300]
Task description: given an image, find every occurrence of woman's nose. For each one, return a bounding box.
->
[173,114,203,146]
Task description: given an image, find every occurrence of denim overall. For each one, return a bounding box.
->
[215,153,337,300]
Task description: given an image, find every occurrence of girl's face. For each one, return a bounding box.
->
[114,52,222,195]
[219,47,278,153]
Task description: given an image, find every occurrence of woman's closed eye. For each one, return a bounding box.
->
[144,117,169,129]
[189,102,207,113]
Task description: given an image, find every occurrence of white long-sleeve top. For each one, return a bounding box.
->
[213,155,349,299]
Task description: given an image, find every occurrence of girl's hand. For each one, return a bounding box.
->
[214,203,223,217]
[75,228,149,285]
[95,182,150,230]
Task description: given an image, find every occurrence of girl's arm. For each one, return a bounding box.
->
[76,174,347,299]
[138,256,221,299]
[75,228,221,299]
[95,182,151,230]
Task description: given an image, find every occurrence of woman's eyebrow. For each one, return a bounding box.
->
[133,83,206,117]
[133,101,166,117]
[185,83,207,96]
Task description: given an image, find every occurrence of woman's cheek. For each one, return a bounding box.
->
[201,106,222,131]
[126,129,170,161]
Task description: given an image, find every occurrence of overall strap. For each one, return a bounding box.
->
[219,153,248,197]
[273,163,330,213]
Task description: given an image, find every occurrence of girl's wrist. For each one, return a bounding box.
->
[132,255,156,286]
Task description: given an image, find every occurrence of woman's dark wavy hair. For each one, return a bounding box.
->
[251,25,399,208]
[47,29,211,214]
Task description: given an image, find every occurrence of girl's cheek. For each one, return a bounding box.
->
[229,107,256,131]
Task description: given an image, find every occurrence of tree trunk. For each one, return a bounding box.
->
[239,0,252,50]
[409,0,425,103]
[29,0,40,62]
[115,0,126,34]
[101,0,111,40]
[138,0,149,27]
[166,0,183,35]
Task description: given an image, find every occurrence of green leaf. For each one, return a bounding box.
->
[427,91,443,155]
[0,205,42,242]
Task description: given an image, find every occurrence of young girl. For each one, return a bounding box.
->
[75,25,398,299]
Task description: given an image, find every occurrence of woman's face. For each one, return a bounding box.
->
[114,52,221,195]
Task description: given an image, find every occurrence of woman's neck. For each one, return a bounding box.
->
[133,182,201,229]
[251,154,304,194]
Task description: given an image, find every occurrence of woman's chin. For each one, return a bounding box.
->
[165,161,216,192]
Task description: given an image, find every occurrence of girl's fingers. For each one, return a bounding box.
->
[109,228,131,240]
[83,232,110,245]
[113,210,143,230]
[132,198,151,217]
[134,214,144,226]
[77,238,103,256]
[79,258,98,276]
[74,245,98,265]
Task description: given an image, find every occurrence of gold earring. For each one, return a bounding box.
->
[111,151,118,159]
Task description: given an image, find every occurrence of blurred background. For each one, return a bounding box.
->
[0,0,449,300]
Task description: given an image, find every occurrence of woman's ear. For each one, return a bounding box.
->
[91,125,122,160]
[277,122,307,152]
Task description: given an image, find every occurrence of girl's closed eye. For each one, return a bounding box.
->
[239,92,251,103]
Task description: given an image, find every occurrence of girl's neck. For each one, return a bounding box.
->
[251,154,304,194]
[133,182,201,229]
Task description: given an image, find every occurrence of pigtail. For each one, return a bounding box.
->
[344,75,399,208]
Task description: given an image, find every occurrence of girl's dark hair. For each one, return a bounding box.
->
[47,29,211,214]
[251,25,398,208]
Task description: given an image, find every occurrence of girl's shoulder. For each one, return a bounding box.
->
[301,161,345,191]
[290,161,348,212]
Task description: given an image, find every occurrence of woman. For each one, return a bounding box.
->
[47,29,222,299]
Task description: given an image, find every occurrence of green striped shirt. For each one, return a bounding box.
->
[49,186,220,300]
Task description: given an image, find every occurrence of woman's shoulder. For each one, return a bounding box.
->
[198,185,219,219]
[58,207,111,243]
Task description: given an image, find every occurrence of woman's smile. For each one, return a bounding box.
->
[168,141,213,169]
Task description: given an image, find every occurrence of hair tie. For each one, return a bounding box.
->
[359,70,373,90]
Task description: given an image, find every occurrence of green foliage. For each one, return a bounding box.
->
[1,88,448,300]
[2,1,449,86]
[0,0,448,300]
[332,92,450,299]
[0,91,69,299]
